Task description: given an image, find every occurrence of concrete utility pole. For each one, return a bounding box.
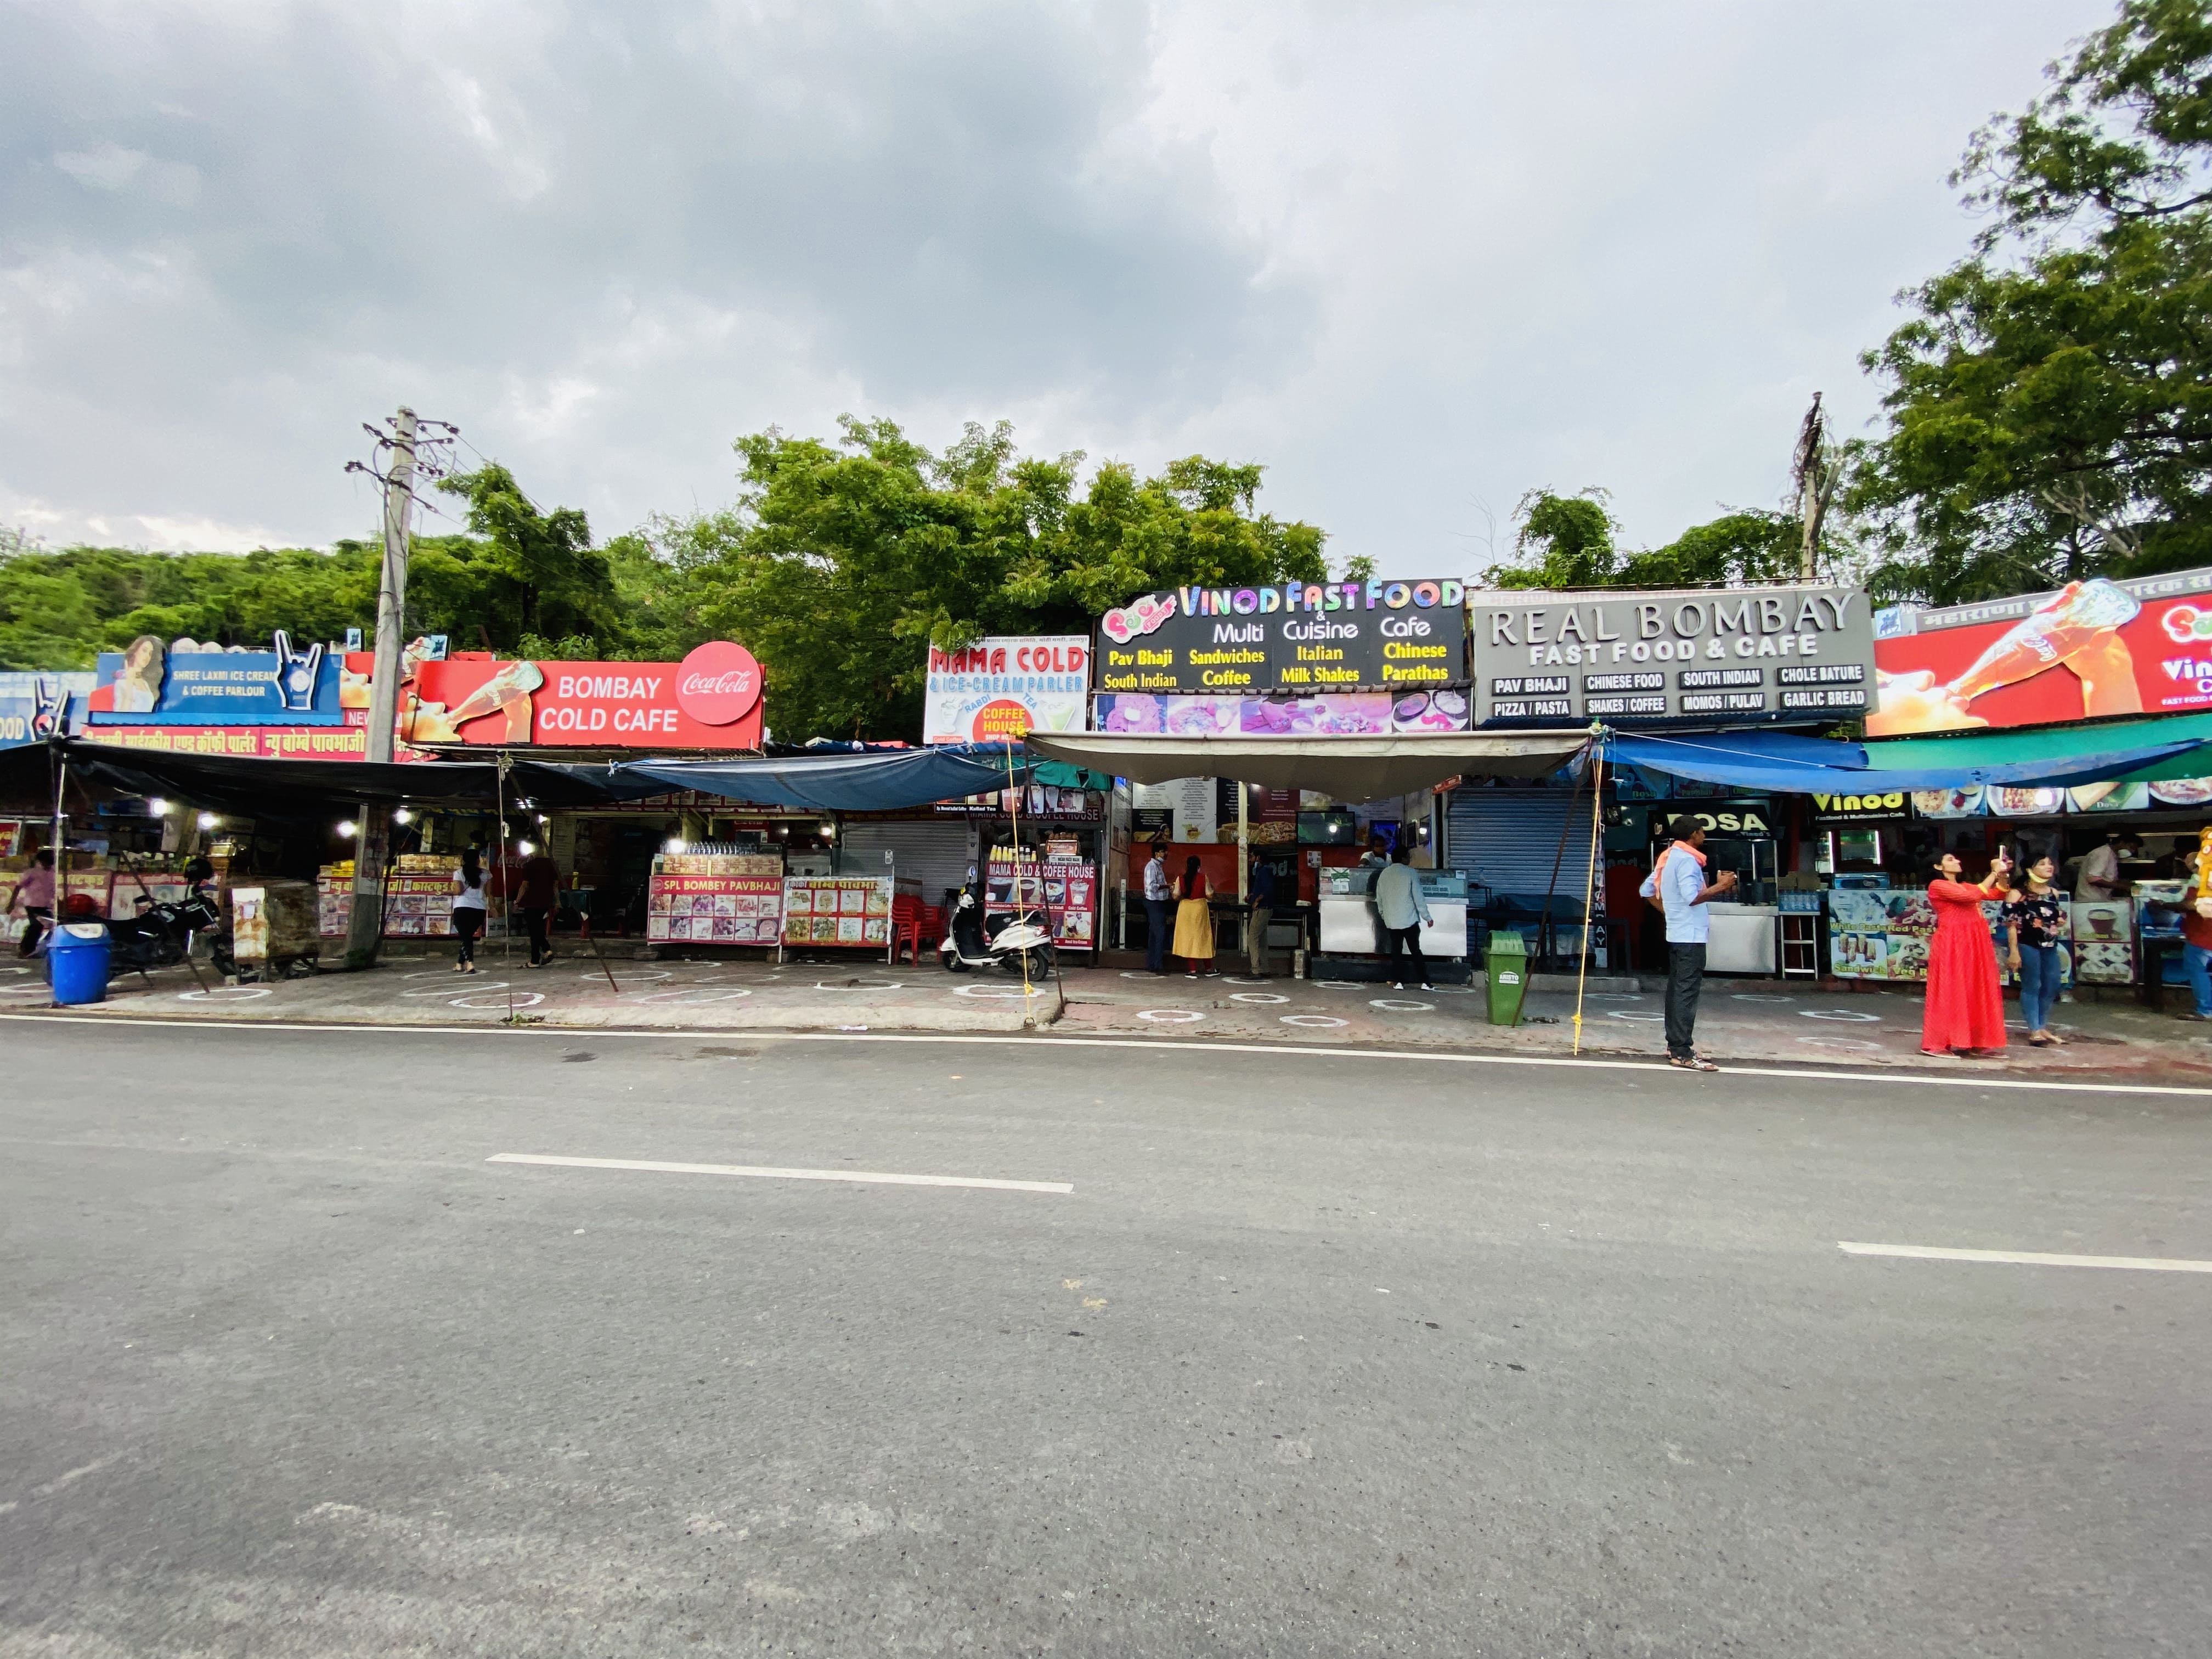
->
[345,407,419,970]
[1792,392,1838,583]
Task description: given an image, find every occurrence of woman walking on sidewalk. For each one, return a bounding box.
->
[1172,855,1219,978]
[2005,853,2067,1047]
[451,847,487,973]
[1922,850,2010,1058]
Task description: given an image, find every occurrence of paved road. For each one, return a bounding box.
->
[3,1017,2207,1656]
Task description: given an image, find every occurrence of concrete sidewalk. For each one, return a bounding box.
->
[0,951,1060,1032]
[8,947,2211,1085]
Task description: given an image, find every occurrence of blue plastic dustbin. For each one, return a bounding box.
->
[47,922,110,1005]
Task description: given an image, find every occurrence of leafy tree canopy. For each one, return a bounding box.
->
[1481,489,1813,591]
[669,417,1329,741]
[1852,0,2212,603]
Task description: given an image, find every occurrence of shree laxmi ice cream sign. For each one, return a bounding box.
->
[924,637,1087,743]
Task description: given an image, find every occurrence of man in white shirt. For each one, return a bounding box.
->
[1142,842,1171,974]
[2075,831,2125,900]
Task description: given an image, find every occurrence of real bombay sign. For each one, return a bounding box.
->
[1094,580,1469,695]
[1468,585,1876,724]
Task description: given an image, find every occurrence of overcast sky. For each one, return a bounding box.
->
[2,0,2109,575]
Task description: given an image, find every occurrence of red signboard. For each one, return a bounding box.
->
[1871,571,2212,735]
[399,651,765,750]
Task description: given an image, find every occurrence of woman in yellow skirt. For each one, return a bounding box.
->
[1172,855,1220,978]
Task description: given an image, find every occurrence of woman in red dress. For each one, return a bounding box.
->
[1921,851,2012,1057]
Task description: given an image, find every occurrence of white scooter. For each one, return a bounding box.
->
[939,877,1057,978]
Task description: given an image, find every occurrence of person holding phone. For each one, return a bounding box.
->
[2005,853,2067,1046]
[1923,850,2011,1058]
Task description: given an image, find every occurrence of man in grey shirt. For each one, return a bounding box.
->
[1639,815,1736,1071]
[1142,842,1172,974]
[1374,844,1434,991]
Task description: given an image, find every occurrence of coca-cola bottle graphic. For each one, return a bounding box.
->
[444,660,545,742]
[1948,578,2141,703]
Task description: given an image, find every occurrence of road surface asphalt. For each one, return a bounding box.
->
[3,1014,2207,1656]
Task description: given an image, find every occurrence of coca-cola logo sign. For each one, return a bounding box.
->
[674,640,762,726]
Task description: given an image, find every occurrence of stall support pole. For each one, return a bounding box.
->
[1571,742,1606,1057]
[496,754,516,1024]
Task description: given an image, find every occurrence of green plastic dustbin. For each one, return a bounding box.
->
[1485,930,1528,1026]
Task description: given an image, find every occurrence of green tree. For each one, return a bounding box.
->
[1484,489,1621,588]
[676,417,1329,741]
[435,464,624,653]
[1851,0,2212,603]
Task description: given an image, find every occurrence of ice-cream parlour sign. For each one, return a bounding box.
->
[1469,585,1876,725]
[1095,580,1469,695]
[394,640,764,749]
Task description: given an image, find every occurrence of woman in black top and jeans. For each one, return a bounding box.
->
[2005,853,2067,1047]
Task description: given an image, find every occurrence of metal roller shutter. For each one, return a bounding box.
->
[837,822,976,911]
[1444,789,1595,900]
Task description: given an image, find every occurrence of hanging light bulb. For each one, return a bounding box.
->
[392,806,413,825]
[337,820,358,838]
[197,811,219,831]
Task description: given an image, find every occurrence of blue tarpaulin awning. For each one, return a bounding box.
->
[1599,727,2206,792]
[614,744,1031,811]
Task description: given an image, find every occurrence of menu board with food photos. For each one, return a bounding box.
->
[984,846,1097,949]
[648,851,786,945]
[782,875,894,949]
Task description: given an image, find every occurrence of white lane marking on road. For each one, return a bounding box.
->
[1838,1240,2212,1273]
[452,991,541,1010]
[13,1014,2212,1098]
[487,1152,1072,1194]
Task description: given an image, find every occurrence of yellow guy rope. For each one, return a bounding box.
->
[1571,744,1606,1056]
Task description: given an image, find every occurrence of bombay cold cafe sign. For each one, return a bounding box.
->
[1469,584,1877,725]
[1095,579,1469,695]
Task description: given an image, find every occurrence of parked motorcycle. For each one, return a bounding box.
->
[105,890,233,980]
[938,875,1056,979]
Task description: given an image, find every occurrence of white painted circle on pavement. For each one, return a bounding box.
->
[452,991,543,1010]
[1,983,55,996]
[400,968,466,980]
[815,979,900,991]
[1800,1009,1882,1023]
[1119,970,1163,980]
[1280,1014,1347,1028]
[581,968,671,981]
[1733,993,1793,1002]
[1606,1009,1664,1022]
[1313,981,1365,991]
[1219,976,1271,985]
[1370,999,1434,1012]
[402,980,509,997]
[629,988,755,1004]
[1798,1035,1883,1051]
[1137,1009,1204,1023]
[1583,992,1641,1001]
[178,986,272,1002]
[953,984,1048,999]
[1230,992,1289,1004]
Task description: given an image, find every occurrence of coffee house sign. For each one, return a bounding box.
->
[1470,584,1877,724]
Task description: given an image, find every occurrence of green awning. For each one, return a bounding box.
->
[1864,712,2212,784]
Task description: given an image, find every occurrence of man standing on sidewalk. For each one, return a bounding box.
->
[517,846,560,968]
[1374,844,1434,991]
[1245,856,1277,978]
[1142,841,1172,975]
[1644,815,1735,1071]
